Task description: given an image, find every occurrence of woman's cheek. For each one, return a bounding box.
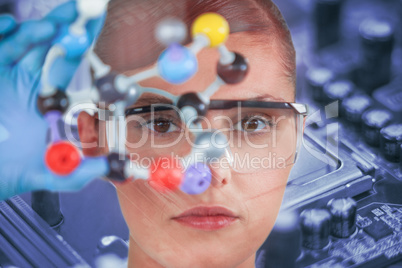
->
[241,168,290,247]
[115,181,162,230]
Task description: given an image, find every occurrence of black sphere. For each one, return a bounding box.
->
[217,52,249,84]
[107,153,128,182]
[95,72,126,105]
[37,89,69,115]
[177,92,208,117]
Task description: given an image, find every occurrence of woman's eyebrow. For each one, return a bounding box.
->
[130,93,285,108]
[247,93,286,102]
[131,95,173,107]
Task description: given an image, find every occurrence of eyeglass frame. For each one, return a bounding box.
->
[125,100,308,116]
[124,100,309,165]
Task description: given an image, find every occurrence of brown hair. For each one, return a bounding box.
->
[95,0,296,85]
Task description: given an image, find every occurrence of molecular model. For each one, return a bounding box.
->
[37,0,249,195]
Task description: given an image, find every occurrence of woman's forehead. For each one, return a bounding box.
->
[123,33,295,102]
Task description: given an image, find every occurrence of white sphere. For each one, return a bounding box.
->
[155,18,187,45]
[77,0,109,19]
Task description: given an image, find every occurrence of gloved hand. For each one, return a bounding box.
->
[0,1,109,201]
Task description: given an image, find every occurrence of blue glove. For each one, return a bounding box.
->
[0,1,109,201]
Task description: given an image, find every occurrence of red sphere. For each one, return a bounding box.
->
[45,141,81,176]
[149,158,183,192]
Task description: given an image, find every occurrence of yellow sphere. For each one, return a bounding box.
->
[191,13,229,47]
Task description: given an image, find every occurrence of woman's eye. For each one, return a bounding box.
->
[146,119,179,133]
[234,117,269,133]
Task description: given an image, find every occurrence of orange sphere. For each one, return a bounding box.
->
[149,157,183,192]
[45,141,81,176]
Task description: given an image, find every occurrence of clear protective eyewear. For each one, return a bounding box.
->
[124,98,308,174]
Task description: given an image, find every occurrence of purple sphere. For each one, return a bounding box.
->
[180,163,211,195]
[157,43,198,84]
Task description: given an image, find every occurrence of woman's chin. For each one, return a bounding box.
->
[128,230,257,268]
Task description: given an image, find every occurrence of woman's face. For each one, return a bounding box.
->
[114,32,295,267]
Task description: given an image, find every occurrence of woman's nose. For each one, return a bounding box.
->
[208,154,232,187]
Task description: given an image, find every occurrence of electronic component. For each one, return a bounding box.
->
[380,124,402,162]
[305,67,334,102]
[356,19,394,93]
[400,144,402,171]
[259,210,301,268]
[313,0,342,49]
[327,197,357,238]
[341,94,372,124]
[300,208,332,250]
[362,109,393,147]
[323,79,354,103]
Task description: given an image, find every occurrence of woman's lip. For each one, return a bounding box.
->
[174,206,238,218]
[172,206,239,230]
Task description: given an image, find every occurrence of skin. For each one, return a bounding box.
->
[78,33,296,267]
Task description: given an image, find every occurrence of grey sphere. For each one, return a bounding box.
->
[194,131,228,160]
[155,18,187,45]
[124,85,141,107]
